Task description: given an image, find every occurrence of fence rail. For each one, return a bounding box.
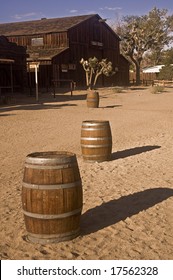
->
[153,80,173,87]
[129,79,154,86]
[129,79,173,87]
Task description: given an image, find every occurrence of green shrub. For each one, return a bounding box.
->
[151,85,164,94]
[113,87,123,93]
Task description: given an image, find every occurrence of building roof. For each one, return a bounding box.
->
[0,58,14,63]
[0,14,100,36]
[142,65,164,73]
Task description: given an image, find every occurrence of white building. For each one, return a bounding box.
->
[142,65,165,73]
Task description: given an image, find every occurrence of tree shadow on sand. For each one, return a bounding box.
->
[81,188,173,236]
[0,113,16,117]
[111,145,161,160]
[0,102,77,114]
[130,87,148,90]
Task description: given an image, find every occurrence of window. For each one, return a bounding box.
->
[31,38,44,46]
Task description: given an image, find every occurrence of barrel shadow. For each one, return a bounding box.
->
[81,188,173,236]
[111,145,161,160]
[100,104,122,108]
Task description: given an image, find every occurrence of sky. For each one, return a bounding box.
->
[0,0,173,24]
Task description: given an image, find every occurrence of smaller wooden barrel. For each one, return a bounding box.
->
[87,91,99,108]
[81,120,112,162]
[22,151,83,244]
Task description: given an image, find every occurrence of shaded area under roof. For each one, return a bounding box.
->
[27,47,69,61]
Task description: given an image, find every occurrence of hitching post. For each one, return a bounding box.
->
[35,63,39,102]
[32,52,40,102]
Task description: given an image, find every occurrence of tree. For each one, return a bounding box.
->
[80,57,117,89]
[114,7,173,85]
[158,65,173,80]
[161,48,173,65]
[143,46,173,67]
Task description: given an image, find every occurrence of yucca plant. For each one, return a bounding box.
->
[80,57,117,90]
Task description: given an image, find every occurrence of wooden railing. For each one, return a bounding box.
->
[153,80,173,87]
[52,79,76,97]
[129,79,173,87]
[130,79,154,86]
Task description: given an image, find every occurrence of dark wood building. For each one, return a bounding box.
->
[0,14,129,89]
[0,36,27,93]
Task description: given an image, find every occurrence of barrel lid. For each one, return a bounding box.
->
[82,120,110,126]
[25,151,77,165]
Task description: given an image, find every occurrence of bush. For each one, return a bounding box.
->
[151,85,164,94]
[113,87,124,93]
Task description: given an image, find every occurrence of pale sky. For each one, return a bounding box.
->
[0,0,173,24]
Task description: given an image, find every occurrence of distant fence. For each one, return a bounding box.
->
[153,80,173,87]
[129,72,173,87]
[129,72,157,86]
[129,79,154,86]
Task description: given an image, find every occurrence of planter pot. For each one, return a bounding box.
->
[86,90,99,108]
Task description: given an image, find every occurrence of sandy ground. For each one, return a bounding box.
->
[0,86,173,260]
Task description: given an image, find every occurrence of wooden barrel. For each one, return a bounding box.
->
[87,91,99,108]
[81,120,112,162]
[22,151,83,244]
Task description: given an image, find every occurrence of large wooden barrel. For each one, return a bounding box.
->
[81,120,112,162]
[22,151,83,244]
[87,91,99,108]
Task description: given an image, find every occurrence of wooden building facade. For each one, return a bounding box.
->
[0,36,27,93]
[0,14,129,89]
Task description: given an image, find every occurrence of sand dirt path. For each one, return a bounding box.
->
[0,86,173,260]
